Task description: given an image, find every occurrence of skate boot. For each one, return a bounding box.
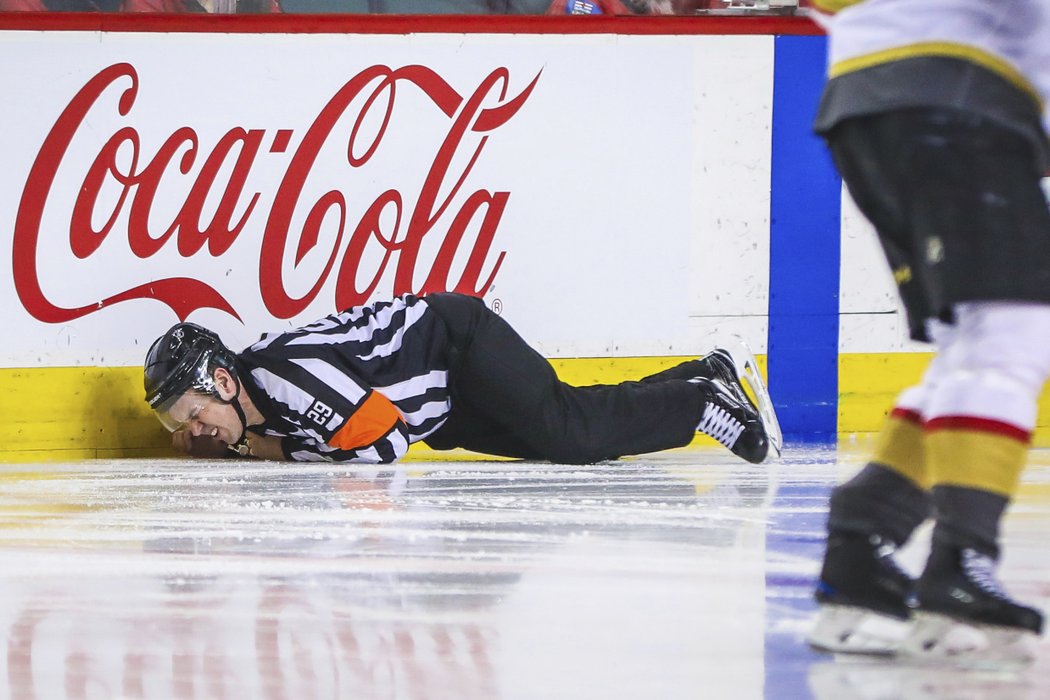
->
[697,349,738,384]
[692,340,782,462]
[808,531,915,655]
[900,544,1043,665]
[692,375,771,464]
[641,348,747,384]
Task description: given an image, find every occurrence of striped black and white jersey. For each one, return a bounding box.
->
[237,295,453,463]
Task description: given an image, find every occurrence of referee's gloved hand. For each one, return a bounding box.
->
[172,429,230,459]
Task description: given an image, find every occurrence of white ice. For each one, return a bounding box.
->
[0,445,1047,700]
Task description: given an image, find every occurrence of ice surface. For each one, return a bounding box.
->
[0,445,1047,699]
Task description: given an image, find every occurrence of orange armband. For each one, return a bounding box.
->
[327,391,403,451]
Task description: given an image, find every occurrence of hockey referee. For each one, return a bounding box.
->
[143,292,782,466]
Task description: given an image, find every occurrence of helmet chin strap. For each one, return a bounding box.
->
[218,376,250,456]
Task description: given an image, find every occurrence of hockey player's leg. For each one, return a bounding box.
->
[810,110,965,657]
[808,463,931,655]
[896,301,1050,665]
[809,347,946,655]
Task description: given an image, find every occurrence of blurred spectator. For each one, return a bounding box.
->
[0,0,121,9]
[547,0,671,14]
[0,0,798,21]
[546,0,799,14]
[0,0,276,8]
[123,0,207,10]
[280,0,549,13]
[0,0,277,9]
[123,0,278,10]
[678,0,799,11]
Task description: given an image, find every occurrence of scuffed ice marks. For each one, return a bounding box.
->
[0,455,775,585]
[0,448,1047,699]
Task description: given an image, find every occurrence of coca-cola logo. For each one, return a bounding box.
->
[13,62,541,323]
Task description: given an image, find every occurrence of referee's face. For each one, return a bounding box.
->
[163,391,240,446]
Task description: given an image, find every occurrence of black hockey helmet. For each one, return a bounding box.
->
[144,322,239,431]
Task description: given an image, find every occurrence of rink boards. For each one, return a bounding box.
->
[0,15,1044,460]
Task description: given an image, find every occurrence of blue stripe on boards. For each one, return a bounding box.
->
[767,34,841,443]
[765,35,841,700]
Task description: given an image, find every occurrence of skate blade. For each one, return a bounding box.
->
[808,604,910,656]
[722,336,783,460]
[899,611,1039,668]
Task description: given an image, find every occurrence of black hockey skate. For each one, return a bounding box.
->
[692,375,770,464]
[808,531,915,655]
[699,348,737,380]
[692,341,782,464]
[694,349,740,385]
[900,544,1043,664]
[643,349,747,385]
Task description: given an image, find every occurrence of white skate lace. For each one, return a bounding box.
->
[960,548,1008,599]
[697,402,746,448]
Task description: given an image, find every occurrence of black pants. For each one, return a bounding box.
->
[422,293,703,464]
[826,108,1050,341]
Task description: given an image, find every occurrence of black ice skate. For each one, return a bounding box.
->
[808,531,915,655]
[695,349,740,386]
[691,340,782,463]
[692,375,771,464]
[900,544,1044,665]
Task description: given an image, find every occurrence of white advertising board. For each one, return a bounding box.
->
[0,30,777,367]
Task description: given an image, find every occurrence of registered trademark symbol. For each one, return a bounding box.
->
[491,298,503,315]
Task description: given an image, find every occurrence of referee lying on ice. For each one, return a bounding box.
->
[144,292,782,465]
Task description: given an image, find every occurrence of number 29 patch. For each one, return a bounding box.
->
[306,400,335,426]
